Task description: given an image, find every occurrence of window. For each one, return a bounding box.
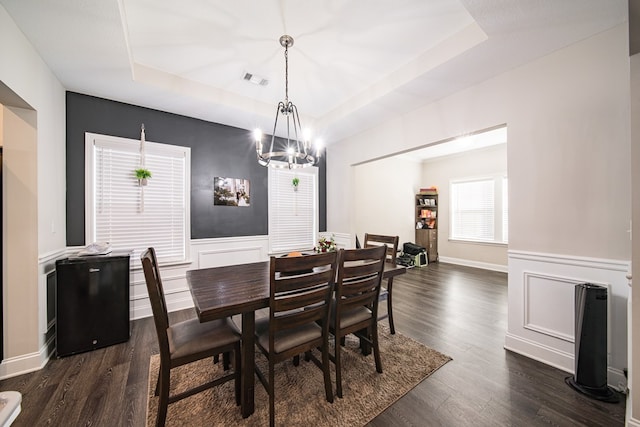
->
[268,166,318,253]
[85,133,191,266]
[450,175,508,244]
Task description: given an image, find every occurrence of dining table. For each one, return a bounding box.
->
[186,258,406,418]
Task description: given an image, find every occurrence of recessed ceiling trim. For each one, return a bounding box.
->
[315,21,488,132]
[132,63,275,118]
[116,0,136,81]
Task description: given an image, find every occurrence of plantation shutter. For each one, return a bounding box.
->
[269,167,318,253]
[451,179,495,242]
[88,134,190,265]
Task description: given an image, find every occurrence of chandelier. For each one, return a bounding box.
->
[254,35,318,169]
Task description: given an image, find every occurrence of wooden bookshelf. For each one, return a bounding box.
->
[415,190,438,262]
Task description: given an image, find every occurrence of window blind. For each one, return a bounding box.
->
[269,167,318,253]
[87,133,190,266]
[451,179,495,242]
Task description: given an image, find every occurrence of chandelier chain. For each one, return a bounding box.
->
[284,43,289,104]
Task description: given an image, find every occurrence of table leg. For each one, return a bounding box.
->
[241,311,255,418]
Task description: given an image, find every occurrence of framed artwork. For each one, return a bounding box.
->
[214,177,251,206]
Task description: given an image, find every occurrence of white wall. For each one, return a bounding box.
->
[0,4,66,376]
[327,24,630,385]
[352,156,421,247]
[421,143,507,269]
[328,25,630,259]
[506,32,630,260]
[0,6,66,255]
[1,106,38,361]
[329,25,630,258]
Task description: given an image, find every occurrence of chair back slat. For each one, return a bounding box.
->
[272,304,325,331]
[341,291,376,311]
[342,261,382,279]
[275,269,334,294]
[339,275,380,299]
[273,286,329,313]
[363,233,399,264]
[276,254,333,273]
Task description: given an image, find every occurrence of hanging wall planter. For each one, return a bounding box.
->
[292,177,299,191]
[135,168,152,186]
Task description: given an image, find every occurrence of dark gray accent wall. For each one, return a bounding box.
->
[66,92,326,246]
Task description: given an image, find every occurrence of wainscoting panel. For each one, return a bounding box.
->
[506,250,630,390]
[198,245,264,269]
[193,235,269,269]
[20,235,339,380]
[129,264,195,320]
[132,236,270,320]
[523,272,581,343]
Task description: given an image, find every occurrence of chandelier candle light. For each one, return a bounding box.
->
[254,35,320,169]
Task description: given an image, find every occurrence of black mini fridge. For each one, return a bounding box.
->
[55,253,131,357]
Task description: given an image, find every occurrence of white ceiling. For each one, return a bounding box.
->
[0,0,627,144]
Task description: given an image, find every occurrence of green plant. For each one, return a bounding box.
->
[135,168,152,179]
[292,177,300,187]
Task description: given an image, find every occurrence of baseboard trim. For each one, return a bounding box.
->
[0,345,48,380]
[608,367,628,393]
[438,256,507,273]
[505,326,627,392]
[628,416,640,427]
[504,332,573,374]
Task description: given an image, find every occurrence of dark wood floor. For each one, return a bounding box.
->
[0,262,626,426]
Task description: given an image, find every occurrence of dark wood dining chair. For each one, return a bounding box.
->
[141,248,242,427]
[330,245,387,397]
[363,233,400,334]
[254,252,338,427]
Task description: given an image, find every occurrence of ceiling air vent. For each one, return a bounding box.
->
[243,73,268,86]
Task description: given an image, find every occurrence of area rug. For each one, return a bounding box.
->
[146,326,451,426]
